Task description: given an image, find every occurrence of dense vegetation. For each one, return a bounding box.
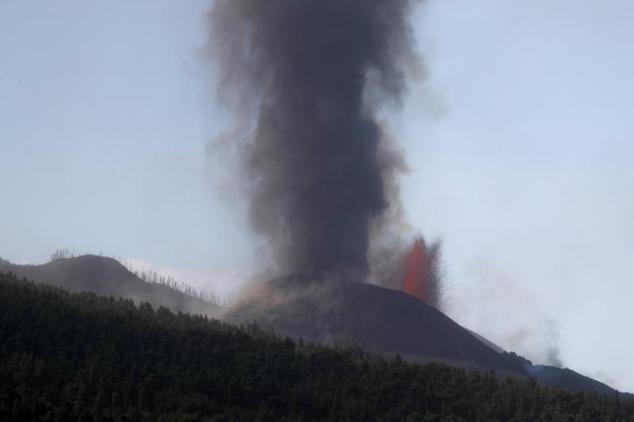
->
[0,272,632,421]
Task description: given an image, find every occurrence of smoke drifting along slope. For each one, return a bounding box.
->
[211,0,420,279]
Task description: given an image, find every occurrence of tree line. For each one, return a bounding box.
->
[47,249,222,307]
[0,271,632,421]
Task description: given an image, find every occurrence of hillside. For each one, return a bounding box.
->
[0,255,219,316]
[1,271,632,421]
[529,365,621,396]
[1,257,623,397]
[227,275,526,375]
[226,275,624,397]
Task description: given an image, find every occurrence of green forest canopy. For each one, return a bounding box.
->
[0,271,632,421]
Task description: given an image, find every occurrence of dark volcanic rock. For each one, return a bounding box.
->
[228,275,627,395]
[226,275,526,375]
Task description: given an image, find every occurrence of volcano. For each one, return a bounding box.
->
[226,275,525,375]
[226,275,626,395]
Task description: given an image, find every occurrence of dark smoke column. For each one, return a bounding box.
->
[211,0,419,279]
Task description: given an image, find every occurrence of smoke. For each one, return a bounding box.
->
[209,0,421,279]
[450,258,565,368]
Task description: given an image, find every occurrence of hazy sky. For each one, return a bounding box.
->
[1,1,633,391]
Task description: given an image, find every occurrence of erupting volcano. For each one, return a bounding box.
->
[205,1,629,398]
[402,238,429,301]
[401,237,441,308]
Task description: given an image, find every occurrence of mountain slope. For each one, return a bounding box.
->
[0,255,219,316]
[529,365,619,396]
[2,258,621,397]
[1,271,631,421]
[226,275,526,375]
[227,275,624,396]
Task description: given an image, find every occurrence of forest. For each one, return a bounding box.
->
[0,271,632,421]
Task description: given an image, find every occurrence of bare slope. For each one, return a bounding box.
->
[226,275,526,375]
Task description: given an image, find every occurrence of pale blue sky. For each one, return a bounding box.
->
[1,1,633,391]
[0,0,252,270]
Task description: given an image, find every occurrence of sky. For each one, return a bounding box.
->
[1,0,633,392]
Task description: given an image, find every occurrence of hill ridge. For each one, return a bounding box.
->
[0,254,219,316]
[0,271,631,420]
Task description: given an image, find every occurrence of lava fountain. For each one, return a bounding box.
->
[401,237,441,308]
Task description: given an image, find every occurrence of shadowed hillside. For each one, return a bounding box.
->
[226,275,526,375]
[0,255,219,316]
[1,257,624,398]
[1,272,632,421]
[226,275,626,397]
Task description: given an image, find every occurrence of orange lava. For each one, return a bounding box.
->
[402,238,429,302]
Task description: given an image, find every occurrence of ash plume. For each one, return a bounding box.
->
[210,0,421,279]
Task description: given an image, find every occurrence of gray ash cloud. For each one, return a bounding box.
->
[210,0,420,279]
